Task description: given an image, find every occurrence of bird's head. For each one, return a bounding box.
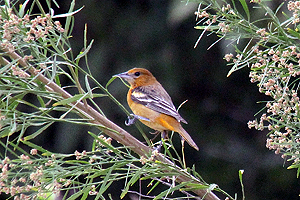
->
[113,68,156,87]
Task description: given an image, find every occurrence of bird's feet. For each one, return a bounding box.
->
[125,114,150,126]
[154,130,168,152]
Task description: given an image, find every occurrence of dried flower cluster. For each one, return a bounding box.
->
[0,147,111,199]
[244,45,300,159]
[0,7,64,43]
[222,40,300,163]
[287,1,300,24]
[94,135,113,154]
[195,0,300,168]
[97,135,112,147]
[192,0,300,168]
[222,0,300,166]
[140,149,159,165]
[74,149,87,160]
[0,6,64,74]
[194,3,233,34]
[0,152,57,199]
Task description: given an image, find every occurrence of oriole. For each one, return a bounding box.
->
[114,68,199,151]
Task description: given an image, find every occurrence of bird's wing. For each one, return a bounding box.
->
[131,84,187,124]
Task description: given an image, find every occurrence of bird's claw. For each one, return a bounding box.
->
[125,114,137,126]
[125,114,150,126]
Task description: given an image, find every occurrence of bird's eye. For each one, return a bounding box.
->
[134,72,141,77]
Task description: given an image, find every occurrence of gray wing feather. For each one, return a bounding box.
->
[131,85,187,124]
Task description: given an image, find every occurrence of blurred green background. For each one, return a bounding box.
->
[5,0,300,199]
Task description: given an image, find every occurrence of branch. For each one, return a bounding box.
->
[0,46,221,200]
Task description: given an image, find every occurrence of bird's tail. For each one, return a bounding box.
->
[178,126,199,151]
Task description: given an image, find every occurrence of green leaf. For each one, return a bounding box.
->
[141,172,179,180]
[53,93,107,106]
[287,163,300,177]
[146,180,160,195]
[120,166,146,199]
[55,74,61,87]
[0,140,21,158]
[184,183,210,190]
[238,0,250,20]
[18,0,30,16]
[0,126,14,138]
[88,131,120,154]
[154,182,189,200]
[239,169,245,200]
[98,168,115,197]
[80,185,91,200]
[75,40,94,62]
[105,76,117,89]
[23,121,54,141]
[52,5,84,19]
[0,57,19,73]
[4,140,31,156]
[194,25,220,30]
[67,186,91,200]
[94,190,106,200]
[36,95,46,108]
[85,75,93,97]
[287,28,300,39]
[21,140,52,154]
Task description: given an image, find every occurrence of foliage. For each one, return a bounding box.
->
[194,0,300,175]
[0,0,234,199]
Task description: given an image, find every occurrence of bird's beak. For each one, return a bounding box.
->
[113,71,130,80]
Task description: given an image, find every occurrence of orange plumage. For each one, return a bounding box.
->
[114,68,199,151]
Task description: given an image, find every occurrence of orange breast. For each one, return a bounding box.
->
[127,89,181,132]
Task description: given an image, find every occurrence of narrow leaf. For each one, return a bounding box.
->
[154,182,189,200]
[21,140,51,154]
[18,0,30,16]
[23,122,54,141]
[75,40,94,61]
[120,166,145,199]
[52,6,84,19]
[37,95,46,108]
[147,180,160,195]
[105,76,117,89]
[194,25,219,30]
[184,182,210,190]
[97,164,121,197]
[239,0,250,20]
[85,75,93,97]
[141,172,178,180]
[53,93,106,106]
[67,186,90,200]
[239,169,245,200]
[81,185,91,200]
[287,28,300,39]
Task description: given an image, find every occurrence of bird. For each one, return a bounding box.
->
[113,68,199,151]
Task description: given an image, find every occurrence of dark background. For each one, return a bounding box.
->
[5,0,300,199]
